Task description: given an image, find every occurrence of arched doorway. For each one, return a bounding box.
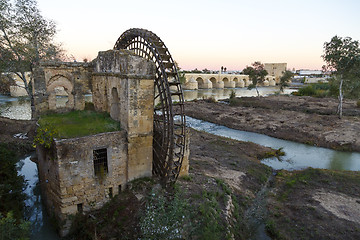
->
[47,75,74,111]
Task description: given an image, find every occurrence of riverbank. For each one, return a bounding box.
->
[184,95,360,152]
[0,116,36,156]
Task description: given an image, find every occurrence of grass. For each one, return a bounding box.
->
[38,110,121,139]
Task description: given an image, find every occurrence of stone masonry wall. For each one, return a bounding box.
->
[37,131,127,236]
[92,50,156,181]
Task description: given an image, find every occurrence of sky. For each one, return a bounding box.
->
[37,0,360,71]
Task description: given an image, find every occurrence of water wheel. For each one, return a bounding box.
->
[114,28,186,185]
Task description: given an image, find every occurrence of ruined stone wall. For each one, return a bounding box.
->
[37,131,127,236]
[32,62,92,116]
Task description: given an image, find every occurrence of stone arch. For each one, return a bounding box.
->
[236,79,245,88]
[47,74,74,110]
[195,77,205,85]
[110,87,120,121]
[209,77,217,85]
[222,77,235,88]
[233,77,238,83]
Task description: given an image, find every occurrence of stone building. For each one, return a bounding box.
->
[264,63,287,83]
[34,50,189,236]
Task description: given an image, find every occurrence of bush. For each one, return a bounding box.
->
[297,83,331,98]
[229,90,236,99]
[357,100,360,108]
[0,212,30,240]
[298,85,316,96]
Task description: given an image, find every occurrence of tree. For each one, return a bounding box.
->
[0,0,63,113]
[322,35,360,118]
[279,70,293,93]
[243,61,268,97]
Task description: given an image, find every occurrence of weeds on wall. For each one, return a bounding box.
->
[33,123,58,149]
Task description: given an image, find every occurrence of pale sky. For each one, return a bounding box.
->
[37,0,360,71]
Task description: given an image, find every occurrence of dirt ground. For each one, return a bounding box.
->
[184,95,360,152]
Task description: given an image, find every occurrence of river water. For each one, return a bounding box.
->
[186,117,360,171]
[17,154,60,240]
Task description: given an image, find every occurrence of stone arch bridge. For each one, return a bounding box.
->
[183,73,276,90]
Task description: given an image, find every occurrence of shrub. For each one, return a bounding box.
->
[204,96,217,103]
[297,83,331,98]
[229,90,236,99]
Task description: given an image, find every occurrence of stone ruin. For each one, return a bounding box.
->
[33,49,189,236]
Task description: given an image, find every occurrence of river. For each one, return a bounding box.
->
[186,117,360,171]
[17,154,60,240]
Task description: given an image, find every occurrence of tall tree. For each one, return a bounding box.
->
[279,70,293,93]
[243,61,268,97]
[0,0,63,111]
[322,35,360,118]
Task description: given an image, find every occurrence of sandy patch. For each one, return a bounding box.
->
[206,166,246,191]
[313,189,360,224]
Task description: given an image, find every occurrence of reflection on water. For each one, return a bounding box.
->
[17,154,60,240]
[186,116,360,171]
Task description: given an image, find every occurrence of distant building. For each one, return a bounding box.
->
[264,63,287,83]
[297,69,323,76]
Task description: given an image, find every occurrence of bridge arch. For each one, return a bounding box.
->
[209,77,217,85]
[196,77,205,84]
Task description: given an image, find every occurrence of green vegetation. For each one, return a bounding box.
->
[279,70,294,93]
[0,143,30,239]
[323,35,360,118]
[261,147,286,159]
[229,90,238,106]
[294,82,335,98]
[357,100,360,108]
[140,187,191,239]
[0,212,30,240]
[35,110,121,143]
